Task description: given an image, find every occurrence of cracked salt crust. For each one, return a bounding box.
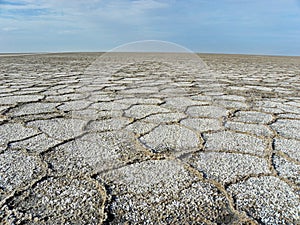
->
[0,53,299,224]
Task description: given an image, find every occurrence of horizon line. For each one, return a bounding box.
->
[0,51,299,57]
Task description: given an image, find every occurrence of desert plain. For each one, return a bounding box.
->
[0,52,299,224]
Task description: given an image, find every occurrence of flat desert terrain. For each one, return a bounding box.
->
[0,53,299,224]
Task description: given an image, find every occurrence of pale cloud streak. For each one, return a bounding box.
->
[0,0,170,33]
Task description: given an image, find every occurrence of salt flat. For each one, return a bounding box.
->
[0,53,299,224]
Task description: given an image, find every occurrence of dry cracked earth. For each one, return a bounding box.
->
[0,52,300,224]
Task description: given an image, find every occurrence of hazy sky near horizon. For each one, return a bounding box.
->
[0,0,300,55]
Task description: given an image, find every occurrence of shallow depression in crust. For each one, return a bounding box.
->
[70,40,223,172]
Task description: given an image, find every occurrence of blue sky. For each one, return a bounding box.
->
[0,0,300,55]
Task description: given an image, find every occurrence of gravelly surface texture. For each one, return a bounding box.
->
[0,52,300,224]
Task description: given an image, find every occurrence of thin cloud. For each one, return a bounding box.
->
[0,0,44,9]
[0,0,26,6]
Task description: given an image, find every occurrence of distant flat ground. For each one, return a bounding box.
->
[0,53,299,224]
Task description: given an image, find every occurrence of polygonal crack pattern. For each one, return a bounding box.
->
[0,150,45,201]
[97,160,237,224]
[1,177,106,224]
[228,176,300,224]
[0,53,300,224]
